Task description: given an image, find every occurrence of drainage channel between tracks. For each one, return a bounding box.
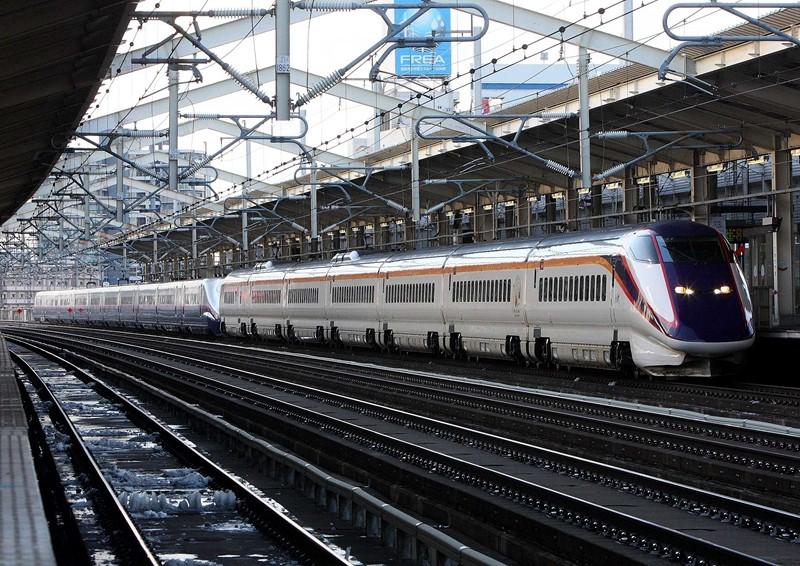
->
[9,329,800,566]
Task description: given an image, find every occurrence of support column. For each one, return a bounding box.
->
[624,0,634,40]
[83,189,91,240]
[116,142,125,224]
[691,150,710,224]
[122,245,128,280]
[772,145,795,319]
[591,185,602,228]
[575,46,591,232]
[410,110,421,248]
[168,63,179,194]
[310,160,319,254]
[242,136,251,268]
[545,193,556,233]
[372,82,384,149]
[275,0,291,120]
[472,25,483,113]
[622,167,638,225]
[152,233,158,282]
[191,217,198,280]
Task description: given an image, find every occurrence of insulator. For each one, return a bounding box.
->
[545,159,578,178]
[220,63,271,104]
[597,130,630,139]
[536,112,576,120]
[295,0,366,11]
[295,69,344,108]
[207,8,270,18]
[597,163,626,178]
[182,113,220,120]
[117,129,167,138]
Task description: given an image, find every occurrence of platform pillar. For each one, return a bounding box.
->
[622,167,638,225]
[772,144,795,319]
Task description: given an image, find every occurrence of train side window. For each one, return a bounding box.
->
[579,276,585,301]
[570,277,575,302]
[596,275,602,301]
[538,279,544,302]
[590,275,596,301]
[601,275,607,301]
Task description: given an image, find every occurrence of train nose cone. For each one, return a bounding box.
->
[665,263,751,342]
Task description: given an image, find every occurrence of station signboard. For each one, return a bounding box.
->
[394,1,451,77]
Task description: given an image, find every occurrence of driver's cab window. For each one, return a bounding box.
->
[629,235,659,263]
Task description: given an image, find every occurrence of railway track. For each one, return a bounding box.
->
[9,339,351,565]
[11,325,799,509]
[16,323,800,424]
[7,327,800,565]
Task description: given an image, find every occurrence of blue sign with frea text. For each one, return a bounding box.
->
[394,1,451,77]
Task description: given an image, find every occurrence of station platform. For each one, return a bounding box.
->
[0,335,56,566]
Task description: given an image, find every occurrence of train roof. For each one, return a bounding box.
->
[239,220,709,274]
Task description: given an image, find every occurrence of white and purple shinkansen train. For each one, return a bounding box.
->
[34,278,223,334]
[33,221,755,377]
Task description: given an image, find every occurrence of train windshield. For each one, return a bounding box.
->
[656,236,730,264]
[628,235,659,263]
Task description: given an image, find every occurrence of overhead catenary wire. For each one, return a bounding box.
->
[55,0,779,255]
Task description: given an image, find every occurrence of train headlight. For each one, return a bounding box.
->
[674,286,694,295]
[714,285,731,295]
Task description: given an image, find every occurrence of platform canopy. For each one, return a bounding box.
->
[0,0,136,224]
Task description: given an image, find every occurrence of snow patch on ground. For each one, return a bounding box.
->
[119,489,236,514]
